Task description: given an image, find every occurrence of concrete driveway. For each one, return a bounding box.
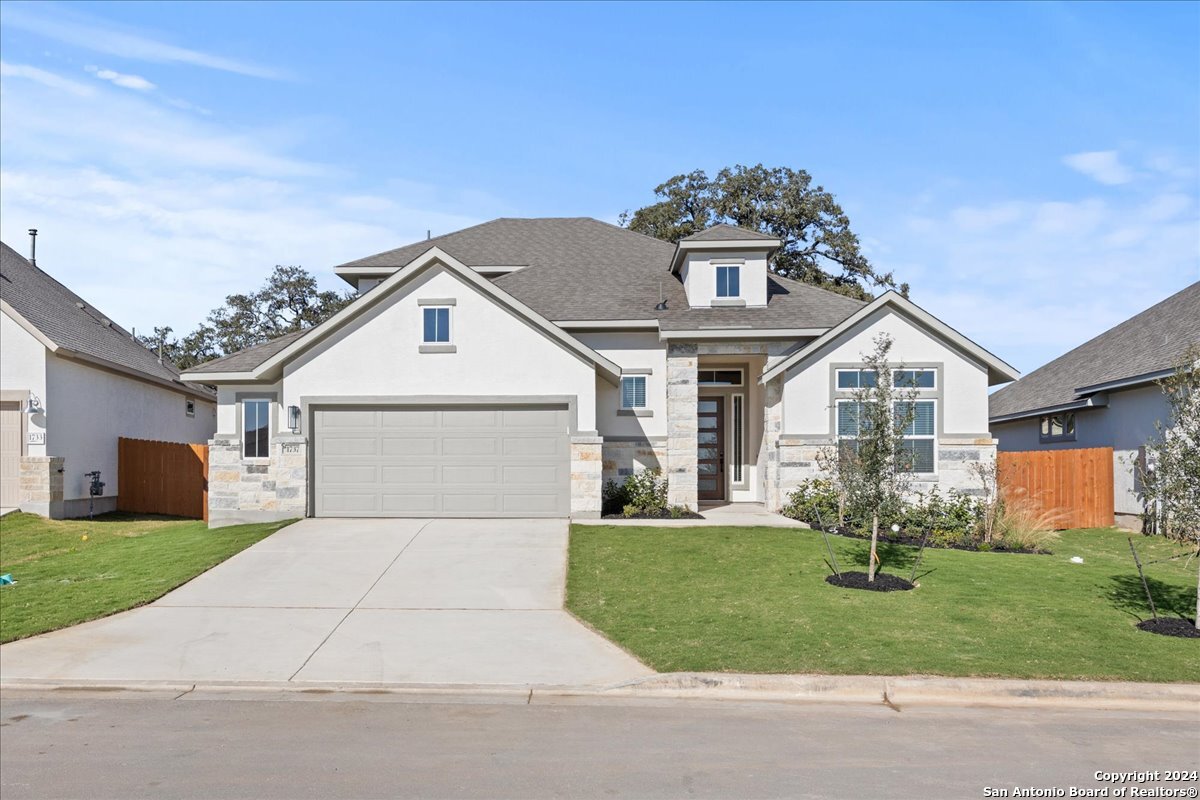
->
[0,518,651,688]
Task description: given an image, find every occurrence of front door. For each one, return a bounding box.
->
[697,397,725,502]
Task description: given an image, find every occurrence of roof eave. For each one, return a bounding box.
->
[759,291,1020,385]
[989,394,1109,424]
[669,238,783,274]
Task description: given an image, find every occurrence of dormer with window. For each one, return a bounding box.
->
[669,224,780,309]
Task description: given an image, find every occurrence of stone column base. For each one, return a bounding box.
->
[19,456,66,518]
[570,435,603,518]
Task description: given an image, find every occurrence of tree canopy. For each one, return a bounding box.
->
[140,265,353,371]
[621,164,906,300]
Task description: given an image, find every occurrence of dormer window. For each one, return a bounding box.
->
[716,265,740,298]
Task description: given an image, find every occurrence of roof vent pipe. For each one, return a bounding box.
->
[654,280,668,311]
[27,228,37,266]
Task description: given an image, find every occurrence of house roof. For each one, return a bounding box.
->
[0,241,214,397]
[681,224,779,242]
[761,290,1020,386]
[989,281,1200,421]
[335,217,852,325]
[185,247,621,382]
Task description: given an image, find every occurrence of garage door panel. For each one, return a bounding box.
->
[318,410,378,428]
[441,465,499,484]
[380,409,437,427]
[381,465,438,484]
[503,436,561,457]
[321,464,378,484]
[321,436,379,457]
[313,405,569,518]
[381,493,439,513]
[381,436,438,456]
[502,465,561,484]
[442,437,498,456]
[321,492,380,514]
[441,409,500,428]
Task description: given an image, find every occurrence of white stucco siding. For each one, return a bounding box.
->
[781,307,991,437]
[44,356,216,500]
[0,310,48,456]
[681,251,769,307]
[992,384,1170,516]
[281,266,598,430]
[576,332,667,438]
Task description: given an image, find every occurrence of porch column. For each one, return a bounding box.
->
[666,342,698,509]
[762,375,784,511]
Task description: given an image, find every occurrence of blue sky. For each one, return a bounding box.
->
[1,0,1197,374]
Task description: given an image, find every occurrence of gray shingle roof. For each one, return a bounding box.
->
[0,241,214,396]
[199,217,868,374]
[989,281,1200,419]
[681,223,779,242]
[185,329,308,374]
[338,217,861,323]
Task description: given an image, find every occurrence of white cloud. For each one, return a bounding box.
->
[0,60,94,96]
[2,5,286,80]
[85,65,155,91]
[1062,150,1135,185]
[881,183,1198,375]
[0,63,503,337]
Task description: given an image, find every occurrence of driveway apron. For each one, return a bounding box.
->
[0,518,651,687]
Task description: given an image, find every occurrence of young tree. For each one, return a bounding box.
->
[1138,347,1200,628]
[620,164,907,300]
[139,265,353,370]
[818,333,919,581]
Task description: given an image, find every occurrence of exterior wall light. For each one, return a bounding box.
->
[24,393,43,414]
[287,405,301,433]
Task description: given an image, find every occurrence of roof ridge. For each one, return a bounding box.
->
[336,218,507,268]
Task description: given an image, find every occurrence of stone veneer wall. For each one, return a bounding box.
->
[601,439,668,488]
[570,435,603,518]
[18,456,65,518]
[207,433,308,527]
[768,434,998,512]
[665,343,699,509]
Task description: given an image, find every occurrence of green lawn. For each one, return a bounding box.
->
[567,525,1199,683]
[0,512,294,644]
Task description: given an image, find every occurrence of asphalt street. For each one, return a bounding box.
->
[2,690,1197,799]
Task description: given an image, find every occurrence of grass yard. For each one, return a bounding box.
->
[0,512,294,644]
[567,525,1199,683]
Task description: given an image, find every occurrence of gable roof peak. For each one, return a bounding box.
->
[682,223,780,243]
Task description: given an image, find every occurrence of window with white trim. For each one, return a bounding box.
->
[836,369,878,389]
[422,307,451,343]
[620,376,647,409]
[895,400,936,473]
[836,398,936,474]
[1039,413,1076,443]
[185,398,196,417]
[242,399,270,459]
[892,369,936,389]
[715,265,740,297]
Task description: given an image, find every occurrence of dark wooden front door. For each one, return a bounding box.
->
[698,397,725,502]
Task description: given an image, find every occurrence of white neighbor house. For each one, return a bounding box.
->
[180,218,1019,527]
[990,281,1200,530]
[0,242,217,517]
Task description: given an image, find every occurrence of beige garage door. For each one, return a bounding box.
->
[0,401,23,509]
[312,405,570,518]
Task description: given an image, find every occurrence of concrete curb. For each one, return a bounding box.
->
[3,673,1198,713]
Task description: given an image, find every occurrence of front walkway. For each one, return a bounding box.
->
[0,518,651,687]
[573,502,808,528]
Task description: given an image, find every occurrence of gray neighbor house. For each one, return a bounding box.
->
[989,281,1200,530]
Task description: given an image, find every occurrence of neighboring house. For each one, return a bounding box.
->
[0,242,217,517]
[180,218,1018,527]
[989,281,1200,529]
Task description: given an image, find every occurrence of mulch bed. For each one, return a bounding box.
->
[825,571,915,592]
[602,509,705,520]
[1136,618,1200,639]
[808,524,1041,554]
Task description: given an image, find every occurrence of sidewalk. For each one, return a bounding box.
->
[4,671,1197,713]
[574,502,808,528]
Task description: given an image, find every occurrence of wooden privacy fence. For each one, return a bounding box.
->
[117,437,209,520]
[997,447,1114,530]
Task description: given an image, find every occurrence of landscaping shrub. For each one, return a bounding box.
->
[992,489,1062,552]
[780,477,841,528]
[604,469,669,516]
